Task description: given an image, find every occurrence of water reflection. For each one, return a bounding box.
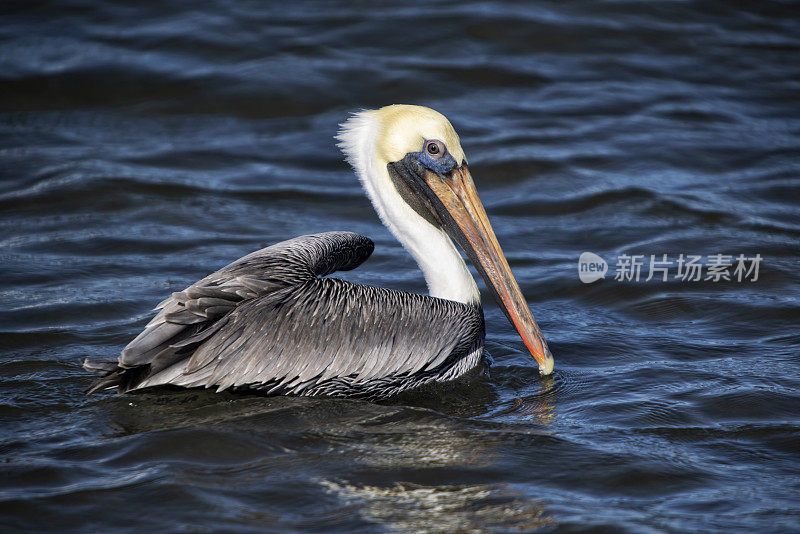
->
[96,384,560,532]
[492,374,558,424]
[321,480,555,532]
[316,384,558,531]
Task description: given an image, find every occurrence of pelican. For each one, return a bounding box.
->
[84,105,554,399]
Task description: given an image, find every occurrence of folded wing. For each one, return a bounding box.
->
[85,231,484,398]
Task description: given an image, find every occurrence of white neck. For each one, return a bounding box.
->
[338,113,480,305]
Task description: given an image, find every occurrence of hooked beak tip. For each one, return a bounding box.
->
[539,346,555,376]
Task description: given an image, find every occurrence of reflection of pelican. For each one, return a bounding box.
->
[321,480,554,532]
[84,105,553,399]
[494,374,558,424]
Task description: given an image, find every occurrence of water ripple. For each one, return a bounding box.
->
[1,0,799,532]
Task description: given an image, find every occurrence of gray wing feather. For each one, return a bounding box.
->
[88,231,484,398]
[114,231,373,369]
[135,278,482,396]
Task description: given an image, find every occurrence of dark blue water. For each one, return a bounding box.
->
[1,1,799,532]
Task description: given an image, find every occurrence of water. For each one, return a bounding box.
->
[1,1,799,531]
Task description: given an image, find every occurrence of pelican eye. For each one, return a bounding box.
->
[425,140,445,159]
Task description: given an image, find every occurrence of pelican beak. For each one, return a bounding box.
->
[430,164,554,375]
[391,155,554,375]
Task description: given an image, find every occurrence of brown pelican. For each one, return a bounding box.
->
[84,105,554,399]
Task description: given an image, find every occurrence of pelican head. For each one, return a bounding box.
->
[338,105,554,375]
